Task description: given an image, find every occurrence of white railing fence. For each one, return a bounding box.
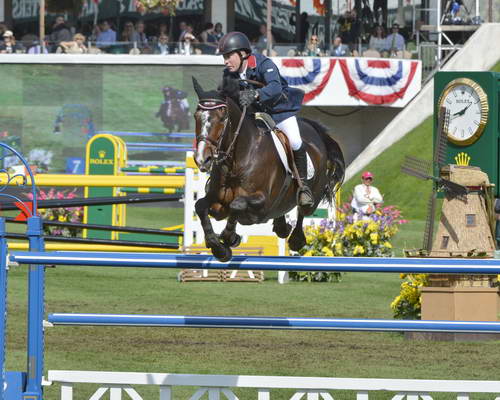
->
[46,371,500,400]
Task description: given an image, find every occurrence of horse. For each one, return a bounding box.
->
[192,77,345,261]
[156,86,190,133]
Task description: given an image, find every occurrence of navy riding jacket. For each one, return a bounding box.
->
[223,53,304,124]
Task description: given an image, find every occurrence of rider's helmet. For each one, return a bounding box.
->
[218,32,252,56]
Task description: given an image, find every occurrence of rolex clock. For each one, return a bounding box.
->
[434,72,500,195]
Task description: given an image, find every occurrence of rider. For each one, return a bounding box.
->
[217,31,314,212]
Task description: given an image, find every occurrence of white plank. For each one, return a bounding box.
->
[110,387,122,400]
[258,389,271,400]
[190,388,208,400]
[89,387,108,400]
[208,388,220,400]
[356,391,369,400]
[60,384,73,400]
[221,388,239,400]
[306,392,319,400]
[456,396,470,400]
[420,395,434,400]
[290,391,306,400]
[124,387,143,400]
[391,395,405,400]
[159,386,172,400]
[319,392,334,400]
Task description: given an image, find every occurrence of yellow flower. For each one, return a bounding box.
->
[369,232,379,244]
[58,215,67,222]
[303,249,314,257]
[321,246,334,257]
[383,241,392,248]
[353,244,365,255]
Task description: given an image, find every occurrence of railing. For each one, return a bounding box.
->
[46,370,500,400]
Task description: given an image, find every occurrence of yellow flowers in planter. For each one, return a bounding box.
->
[292,203,407,282]
[391,274,428,319]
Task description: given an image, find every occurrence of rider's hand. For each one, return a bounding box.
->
[239,89,259,108]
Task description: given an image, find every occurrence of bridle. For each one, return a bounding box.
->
[196,98,246,166]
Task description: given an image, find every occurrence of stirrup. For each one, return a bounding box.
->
[297,186,314,215]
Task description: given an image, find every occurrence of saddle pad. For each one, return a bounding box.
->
[270,130,315,180]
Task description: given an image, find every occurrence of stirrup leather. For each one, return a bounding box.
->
[255,112,276,131]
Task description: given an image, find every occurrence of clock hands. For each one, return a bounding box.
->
[450,103,472,120]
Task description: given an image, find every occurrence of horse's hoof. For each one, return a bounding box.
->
[230,197,248,212]
[273,223,292,238]
[289,233,306,252]
[205,233,222,250]
[212,245,232,262]
[222,232,242,248]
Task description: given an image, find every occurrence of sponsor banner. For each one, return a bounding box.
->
[274,57,421,107]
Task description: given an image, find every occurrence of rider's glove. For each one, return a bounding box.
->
[239,89,259,108]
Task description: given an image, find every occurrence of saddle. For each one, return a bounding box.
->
[255,112,294,173]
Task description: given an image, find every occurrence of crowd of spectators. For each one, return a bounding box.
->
[0,1,472,59]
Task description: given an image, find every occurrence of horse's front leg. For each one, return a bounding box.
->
[288,213,306,252]
[220,216,242,248]
[195,196,232,262]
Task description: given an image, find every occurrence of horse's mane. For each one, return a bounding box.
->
[219,77,240,105]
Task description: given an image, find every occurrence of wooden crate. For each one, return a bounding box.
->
[180,246,265,282]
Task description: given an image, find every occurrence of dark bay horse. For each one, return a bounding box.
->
[192,77,345,261]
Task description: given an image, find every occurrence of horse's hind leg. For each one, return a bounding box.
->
[195,196,232,262]
[273,216,292,239]
[221,216,242,248]
[288,213,306,252]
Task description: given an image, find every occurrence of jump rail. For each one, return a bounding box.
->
[47,313,500,334]
[10,251,500,274]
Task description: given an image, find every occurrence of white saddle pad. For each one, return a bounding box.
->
[270,131,315,180]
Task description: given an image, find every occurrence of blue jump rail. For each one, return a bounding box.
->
[47,313,500,334]
[96,131,195,138]
[10,252,500,274]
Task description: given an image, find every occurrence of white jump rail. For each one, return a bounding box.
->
[46,370,500,400]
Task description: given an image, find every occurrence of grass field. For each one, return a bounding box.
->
[4,206,500,400]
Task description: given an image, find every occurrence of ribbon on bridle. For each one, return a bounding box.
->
[197,98,247,166]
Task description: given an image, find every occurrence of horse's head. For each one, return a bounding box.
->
[192,77,231,172]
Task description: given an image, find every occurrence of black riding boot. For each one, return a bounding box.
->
[293,144,314,213]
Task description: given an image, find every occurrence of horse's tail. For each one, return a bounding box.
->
[301,117,345,206]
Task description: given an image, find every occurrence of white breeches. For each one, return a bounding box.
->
[276,116,303,151]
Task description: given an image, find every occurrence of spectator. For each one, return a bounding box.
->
[199,22,218,54]
[368,25,386,52]
[179,24,197,55]
[0,23,8,39]
[58,33,88,54]
[48,15,72,52]
[154,34,170,55]
[330,36,350,56]
[337,10,361,51]
[373,0,388,27]
[121,21,136,49]
[254,23,274,54]
[351,171,383,221]
[27,39,48,54]
[303,35,323,56]
[132,20,149,51]
[384,23,405,56]
[214,22,224,42]
[177,21,188,42]
[0,31,25,53]
[95,20,117,52]
[158,22,169,38]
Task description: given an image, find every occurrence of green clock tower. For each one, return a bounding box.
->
[434,71,500,195]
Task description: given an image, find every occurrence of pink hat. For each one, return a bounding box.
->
[361,171,373,179]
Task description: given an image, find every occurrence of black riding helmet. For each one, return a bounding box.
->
[218,31,252,55]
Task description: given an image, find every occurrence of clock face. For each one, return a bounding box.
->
[438,78,489,146]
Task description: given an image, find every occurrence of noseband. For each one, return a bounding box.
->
[197,98,246,166]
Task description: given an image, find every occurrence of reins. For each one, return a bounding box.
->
[197,98,247,166]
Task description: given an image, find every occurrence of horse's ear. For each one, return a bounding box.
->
[192,77,205,98]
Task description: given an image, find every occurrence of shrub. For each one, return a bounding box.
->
[292,202,408,282]
[27,189,82,237]
[390,274,428,319]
